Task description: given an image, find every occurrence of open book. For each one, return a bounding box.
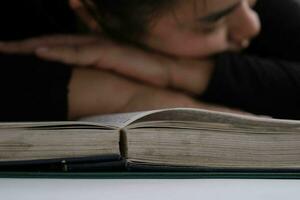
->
[1,108,300,172]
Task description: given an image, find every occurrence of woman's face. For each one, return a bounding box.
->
[143,0,261,58]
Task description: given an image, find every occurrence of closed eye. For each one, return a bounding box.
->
[198,1,242,23]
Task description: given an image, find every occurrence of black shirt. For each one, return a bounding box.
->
[0,0,300,121]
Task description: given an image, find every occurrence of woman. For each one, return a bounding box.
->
[0,0,245,122]
[1,0,300,120]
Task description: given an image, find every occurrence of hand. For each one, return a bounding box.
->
[0,35,215,95]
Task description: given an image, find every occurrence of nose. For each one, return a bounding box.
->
[228,1,261,46]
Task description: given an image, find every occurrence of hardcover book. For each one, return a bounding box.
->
[0,108,300,173]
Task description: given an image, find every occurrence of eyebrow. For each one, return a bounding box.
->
[198,1,242,23]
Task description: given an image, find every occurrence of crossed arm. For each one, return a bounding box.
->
[0,35,247,120]
[0,35,214,95]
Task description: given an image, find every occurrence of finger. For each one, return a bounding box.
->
[31,35,99,46]
[36,46,91,66]
[0,35,99,54]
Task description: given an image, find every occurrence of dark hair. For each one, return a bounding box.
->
[81,0,177,43]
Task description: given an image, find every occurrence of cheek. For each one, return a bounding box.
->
[157,30,229,58]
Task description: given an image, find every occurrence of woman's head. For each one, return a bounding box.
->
[82,0,261,58]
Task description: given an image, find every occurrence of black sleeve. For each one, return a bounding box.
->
[201,0,300,119]
[0,54,72,122]
[0,0,76,122]
[201,53,300,120]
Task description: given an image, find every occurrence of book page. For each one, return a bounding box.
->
[80,110,160,128]
[0,128,120,162]
[128,108,300,129]
[124,108,300,169]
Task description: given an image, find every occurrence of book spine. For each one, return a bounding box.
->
[120,129,128,158]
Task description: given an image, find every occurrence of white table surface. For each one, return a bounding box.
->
[1,179,300,200]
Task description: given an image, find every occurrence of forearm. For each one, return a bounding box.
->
[68,68,248,120]
[68,68,202,119]
[68,68,142,119]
